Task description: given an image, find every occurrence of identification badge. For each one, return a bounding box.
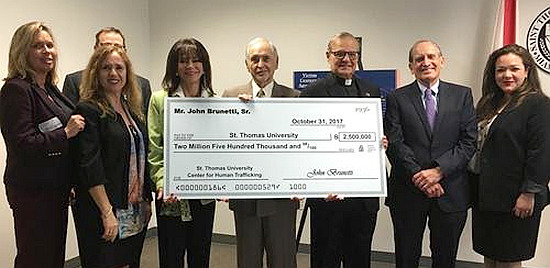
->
[117,202,148,239]
[38,117,63,133]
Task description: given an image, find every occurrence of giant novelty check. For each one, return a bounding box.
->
[164,98,387,199]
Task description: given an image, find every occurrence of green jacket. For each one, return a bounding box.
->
[147,90,213,220]
[147,90,167,191]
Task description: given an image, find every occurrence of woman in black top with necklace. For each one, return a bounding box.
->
[72,44,153,268]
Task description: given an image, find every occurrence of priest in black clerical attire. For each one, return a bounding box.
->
[300,32,380,268]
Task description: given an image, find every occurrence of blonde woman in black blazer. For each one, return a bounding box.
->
[472,44,550,268]
[72,45,153,268]
[0,22,85,268]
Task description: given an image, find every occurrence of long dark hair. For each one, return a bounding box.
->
[476,44,544,121]
[162,38,214,96]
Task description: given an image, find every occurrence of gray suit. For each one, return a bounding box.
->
[223,81,300,268]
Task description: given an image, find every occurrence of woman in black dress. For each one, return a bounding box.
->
[72,45,153,268]
[471,44,550,268]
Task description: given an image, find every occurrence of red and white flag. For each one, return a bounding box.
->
[492,0,518,50]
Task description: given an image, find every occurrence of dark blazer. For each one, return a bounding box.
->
[300,73,381,213]
[477,93,550,212]
[0,78,74,190]
[72,101,153,208]
[385,81,477,212]
[300,73,378,98]
[223,81,300,216]
[62,70,152,114]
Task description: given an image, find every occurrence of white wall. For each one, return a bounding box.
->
[1,0,550,267]
[518,3,550,268]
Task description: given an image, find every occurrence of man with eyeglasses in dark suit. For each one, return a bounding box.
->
[300,32,381,268]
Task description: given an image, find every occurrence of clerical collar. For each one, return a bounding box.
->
[333,73,354,87]
[252,80,274,98]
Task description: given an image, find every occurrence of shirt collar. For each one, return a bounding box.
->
[174,85,210,98]
[332,73,355,87]
[252,80,274,98]
[417,79,440,96]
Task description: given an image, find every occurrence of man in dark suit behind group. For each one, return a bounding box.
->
[300,32,381,268]
[223,37,300,268]
[62,27,151,113]
[384,40,477,268]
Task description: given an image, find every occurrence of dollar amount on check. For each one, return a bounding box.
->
[164,97,387,199]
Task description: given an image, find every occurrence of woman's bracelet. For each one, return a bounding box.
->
[101,207,113,219]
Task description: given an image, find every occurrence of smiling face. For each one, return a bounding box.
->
[409,41,444,87]
[327,36,358,79]
[495,52,528,95]
[27,30,56,77]
[246,41,278,88]
[99,52,127,95]
[178,52,204,86]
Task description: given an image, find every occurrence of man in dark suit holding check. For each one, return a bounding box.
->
[385,40,477,268]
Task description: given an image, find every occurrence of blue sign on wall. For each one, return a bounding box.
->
[294,69,398,116]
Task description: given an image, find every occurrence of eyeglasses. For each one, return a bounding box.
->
[99,42,126,50]
[330,51,359,60]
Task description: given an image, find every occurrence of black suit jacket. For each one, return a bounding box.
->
[0,78,74,190]
[477,93,550,212]
[72,101,153,208]
[385,81,477,212]
[300,73,378,98]
[62,70,152,114]
[224,81,300,216]
[300,73,381,213]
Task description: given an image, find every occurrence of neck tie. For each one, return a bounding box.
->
[256,88,266,98]
[425,88,436,130]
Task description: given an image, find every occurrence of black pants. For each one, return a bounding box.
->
[156,200,215,268]
[6,185,69,268]
[390,198,467,268]
[310,199,377,268]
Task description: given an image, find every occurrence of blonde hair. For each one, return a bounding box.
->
[6,21,58,84]
[80,45,143,121]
